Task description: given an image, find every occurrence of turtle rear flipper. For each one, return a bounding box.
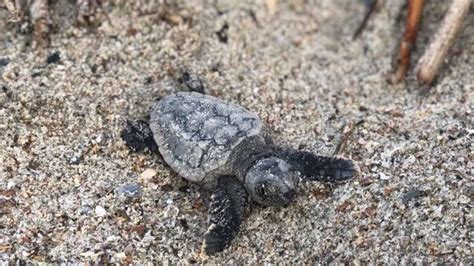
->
[277,148,359,183]
[202,175,247,255]
[121,119,158,153]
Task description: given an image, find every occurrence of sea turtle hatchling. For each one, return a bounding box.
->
[121,91,359,255]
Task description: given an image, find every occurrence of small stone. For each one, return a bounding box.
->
[68,152,83,165]
[0,57,9,67]
[216,22,229,43]
[179,218,189,231]
[106,235,119,242]
[117,183,142,198]
[402,189,422,205]
[80,205,92,215]
[95,134,106,145]
[114,252,126,259]
[140,168,157,180]
[73,175,82,187]
[46,51,61,64]
[162,13,185,25]
[95,206,107,217]
[379,172,390,180]
[6,180,16,190]
[181,70,205,93]
[434,205,444,217]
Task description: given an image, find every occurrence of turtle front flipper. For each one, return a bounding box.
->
[202,175,248,255]
[120,119,158,153]
[277,148,359,183]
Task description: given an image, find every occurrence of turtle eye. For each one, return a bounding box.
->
[256,183,267,198]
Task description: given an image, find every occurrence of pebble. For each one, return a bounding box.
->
[68,152,83,165]
[379,172,390,180]
[434,205,444,217]
[140,168,157,180]
[7,180,16,189]
[95,134,107,145]
[73,175,82,187]
[402,189,422,205]
[114,252,127,259]
[181,70,206,93]
[117,183,142,198]
[0,57,9,67]
[80,205,92,215]
[46,51,61,64]
[95,206,107,217]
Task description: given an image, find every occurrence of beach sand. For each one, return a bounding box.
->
[1,0,472,263]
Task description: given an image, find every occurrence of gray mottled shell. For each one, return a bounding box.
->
[149,92,262,183]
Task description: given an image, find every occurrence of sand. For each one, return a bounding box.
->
[1,0,473,263]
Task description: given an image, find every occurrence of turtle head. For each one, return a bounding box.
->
[245,157,298,207]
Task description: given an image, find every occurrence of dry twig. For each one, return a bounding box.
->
[353,0,379,40]
[333,122,360,156]
[415,0,471,84]
[390,0,425,84]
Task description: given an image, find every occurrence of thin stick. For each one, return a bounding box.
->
[333,123,354,156]
[353,0,379,40]
[416,0,471,84]
[390,0,425,84]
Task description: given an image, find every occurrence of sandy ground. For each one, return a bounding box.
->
[1,0,473,263]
